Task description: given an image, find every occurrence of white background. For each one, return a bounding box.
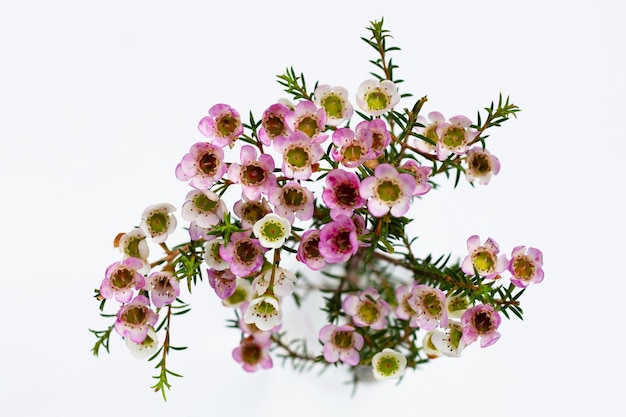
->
[1,0,624,415]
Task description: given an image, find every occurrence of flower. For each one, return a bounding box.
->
[371,348,407,380]
[117,228,149,266]
[313,84,354,126]
[219,232,267,277]
[430,320,467,357]
[465,146,501,185]
[207,268,237,299]
[356,79,400,116]
[204,238,230,271]
[318,215,359,264]
[100,257,145,303]
[342,287,390,330]
[435,115,478,160]
[268,181,314,224]
[285,100,328,143]
[296,229,326,271]
[414,111,445,154]
[359,163,416,217]
[145,271,180,308]
[508,246,544,288]
[331,127,374,168]
[446,293,471,319]
[399,160,432,196]
[252,213,291,249]
[243,295,282,331]
[232,334,273,372]
[273,131,325,180]
[197,103,243,147]
[259,102,293,146]
[394,283,419,327]
[322,169,366,220]
[233,196,272,230]
[114,295,159,344]
[253,266,297,298]
[227,145,277,201]
[407,285,448,330]
[318,324,364,366]
[421,331,442,359]
[181,189,226,228]
[175,142,227,189]
[125,326,159,359]
[461,235,509,280]
[140,203,177,244]
[222,278,253,308]
[461,304,501,348]
[355,119,391,158]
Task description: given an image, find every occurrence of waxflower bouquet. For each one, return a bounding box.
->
[90,19,544,399]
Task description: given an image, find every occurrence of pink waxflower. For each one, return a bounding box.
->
[140,203,177,244]
[219,232,267,277]
[313,85,354,126]
[465,146,501,185]
[268,181,314,224]
[394,283,420,328]
[400,160,432,196]
[175,142,227,190]
[145,271,180,308]
[114,295,159,344]
[322,169,366,220]
[342,287,390,330]
[356,79,400,116]
[360,163,416,217]
[227,145,277,201]
[232,333,273,372]
[461,304,501,348]
[435,115,479,160]
[414,111,445,155]
[273,131,325,180]
[318,215,359,264]
[188,221,213,241]
[285,100,328,143]
[181,189,226,228]
[407,285,448,330]
[461,235,509,280]
[259,102,293,146]
[509,246,544,288]
[100,257,145,303]
[331,127,374,168]
[355,119,391,159]
[318,324,364,366]
[296,229,326,271]
[197,103,244,148]
[207,268,237,299]
[233,196,272,230]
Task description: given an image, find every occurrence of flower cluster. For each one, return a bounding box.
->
[90,19,541,398]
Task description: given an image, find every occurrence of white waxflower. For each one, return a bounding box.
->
[125,326,159,359]
[371,348,407,380]
[243,295,282,331]
[140,203,177,244]
[252,213,291,249]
